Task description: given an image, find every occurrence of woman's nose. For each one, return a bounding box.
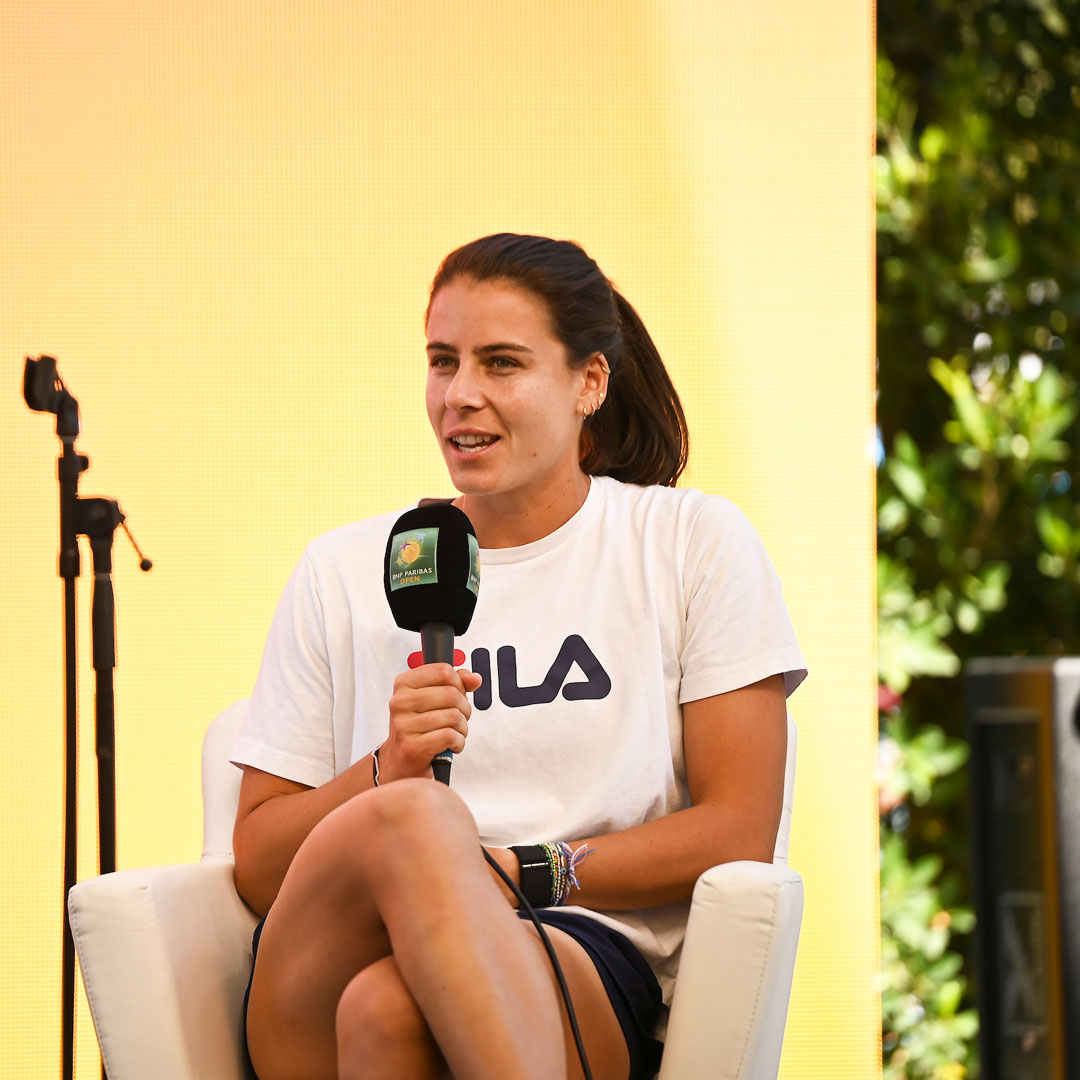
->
[445,362,483,411]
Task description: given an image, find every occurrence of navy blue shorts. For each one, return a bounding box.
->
[518,908,664,1080]
[242,910,664,1079]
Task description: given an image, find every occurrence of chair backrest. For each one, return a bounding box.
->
[200,701,798,863]
[201,700,248,859]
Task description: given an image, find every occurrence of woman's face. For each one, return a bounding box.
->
[425,277,589,506]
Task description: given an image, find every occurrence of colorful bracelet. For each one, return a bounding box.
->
[510,841,595,908]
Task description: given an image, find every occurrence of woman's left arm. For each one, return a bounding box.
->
[487,672,788,910]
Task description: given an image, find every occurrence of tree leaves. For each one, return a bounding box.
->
[878,1,1080,1074]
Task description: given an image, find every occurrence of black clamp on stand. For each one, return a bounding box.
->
[24,356,152,1080]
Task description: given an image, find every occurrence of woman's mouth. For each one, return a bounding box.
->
[449,433,500,455]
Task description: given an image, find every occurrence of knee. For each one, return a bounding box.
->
[335,960,428,1066]
[327,778,476,855]
[297,780,477,906]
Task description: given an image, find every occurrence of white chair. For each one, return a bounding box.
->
[68,701,803,1079]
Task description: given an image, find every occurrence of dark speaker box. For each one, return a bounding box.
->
[966,657,1080,1080]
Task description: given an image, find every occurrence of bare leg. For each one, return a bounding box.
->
[247,779,630,1080]
[245,788,394,1080]
[364,783,566,1079]
[336,956,450,1080]
[519,925,632,1080]
[334,926,630,1080]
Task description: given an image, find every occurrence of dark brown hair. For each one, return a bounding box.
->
[427,233,689,487]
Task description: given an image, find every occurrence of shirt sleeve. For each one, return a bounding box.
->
[678,496,808,704]
[229,549,337,787]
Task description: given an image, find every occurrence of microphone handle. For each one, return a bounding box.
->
[420,622,456,785]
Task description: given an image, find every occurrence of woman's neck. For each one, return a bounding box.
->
[455,471,592,549]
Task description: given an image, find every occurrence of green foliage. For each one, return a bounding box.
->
[878,1,1080,1076]
[879,713,978,1079]
[881,830,979,1080]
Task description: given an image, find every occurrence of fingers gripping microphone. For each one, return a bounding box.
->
[383,503,480,784]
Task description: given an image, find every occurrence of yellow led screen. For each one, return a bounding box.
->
[0,2,877,1076]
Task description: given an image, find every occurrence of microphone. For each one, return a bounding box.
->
[383,502,480,784]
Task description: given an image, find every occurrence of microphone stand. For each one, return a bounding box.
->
[23,357,151,1080]
[81,498,126,879]
[57,388,83,1080]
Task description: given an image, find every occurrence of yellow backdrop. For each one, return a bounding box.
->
[0,2,878,1075]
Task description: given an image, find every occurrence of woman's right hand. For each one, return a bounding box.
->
[379,663,483,782]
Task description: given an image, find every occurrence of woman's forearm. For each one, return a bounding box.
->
[564,801,779,911]
[555,675,788,911]
[232,753,377,916]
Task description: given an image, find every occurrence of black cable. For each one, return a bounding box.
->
[482,847,594,1080]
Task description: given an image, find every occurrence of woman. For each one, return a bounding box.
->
[231,233,807,1080]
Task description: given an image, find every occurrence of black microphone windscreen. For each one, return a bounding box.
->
[383,503,479,635]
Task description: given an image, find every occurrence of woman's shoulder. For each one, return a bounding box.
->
[596,476,754,536]
[301,504,418,570]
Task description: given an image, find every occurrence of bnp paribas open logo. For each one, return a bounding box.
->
[389,527,439,591]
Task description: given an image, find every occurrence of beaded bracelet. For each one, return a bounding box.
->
[510,841,595,908]
[541,843,567,905]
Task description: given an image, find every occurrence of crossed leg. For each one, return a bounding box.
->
[245,778,631,1080]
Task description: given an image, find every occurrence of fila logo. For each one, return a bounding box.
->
[406,634,611,710]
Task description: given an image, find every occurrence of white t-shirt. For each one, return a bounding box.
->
[231,476,808,1002]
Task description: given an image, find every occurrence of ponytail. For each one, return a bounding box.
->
[580,291,688,487]
[428,233,689,487]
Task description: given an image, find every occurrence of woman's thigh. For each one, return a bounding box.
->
[527,925,631,1080]
[245,793,392,1080]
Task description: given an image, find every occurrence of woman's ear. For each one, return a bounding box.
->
[584,353,609,397]
[574,354,610,420]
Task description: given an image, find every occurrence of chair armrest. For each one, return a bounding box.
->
[68,858,259,1080]
[659,861,804,1080]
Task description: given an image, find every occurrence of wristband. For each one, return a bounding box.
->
[510,845,553,908]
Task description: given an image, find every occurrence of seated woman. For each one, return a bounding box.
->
[230,232,807,1080]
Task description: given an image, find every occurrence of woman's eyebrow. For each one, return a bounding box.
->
[426,341,534,354]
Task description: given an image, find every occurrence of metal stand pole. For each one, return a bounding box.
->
[23,357,150,1080]
[85,502,125,1080]
[58,422,85,1080]
[83,502,125,877]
